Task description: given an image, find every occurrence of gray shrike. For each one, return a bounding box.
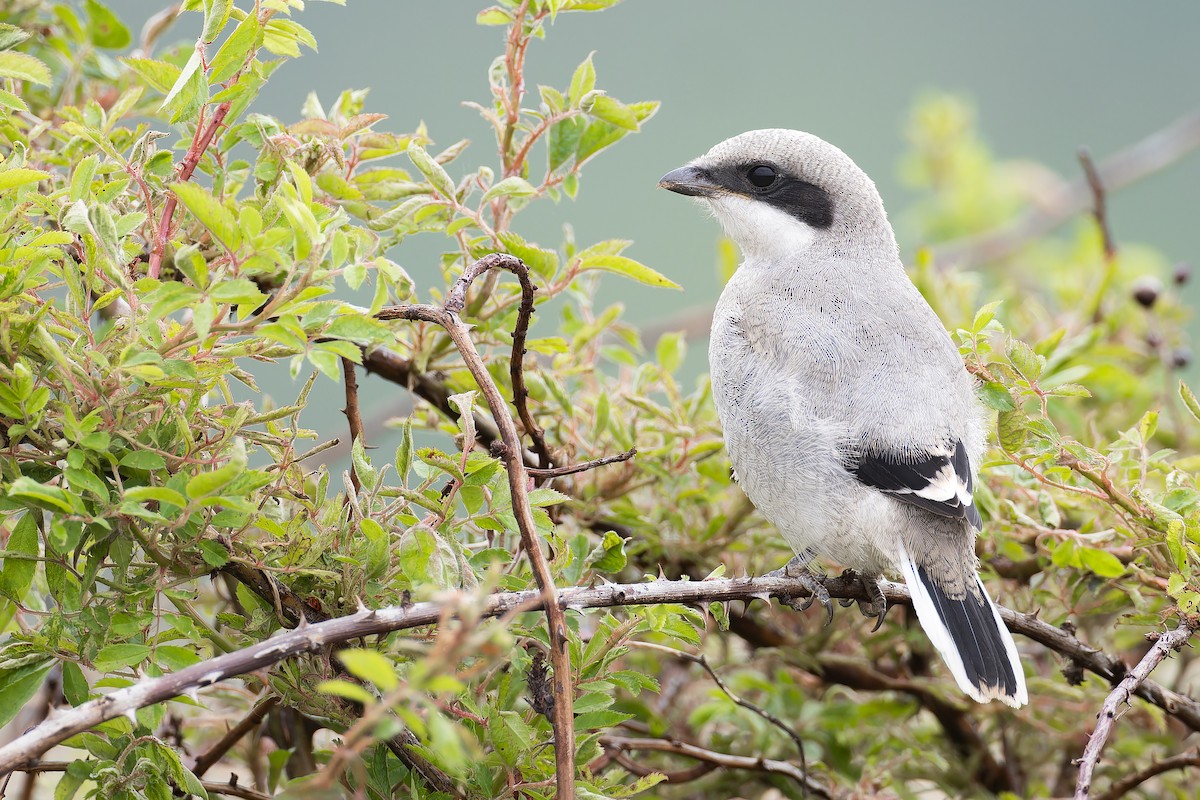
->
[659,129,1027,707]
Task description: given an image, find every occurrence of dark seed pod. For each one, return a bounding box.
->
[1175,262,1191,285]
[1171,347,1191,370]
[1131,276,1163,309]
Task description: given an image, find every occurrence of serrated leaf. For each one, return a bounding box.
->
[489,710,535,766]
[978,381,1016,411]
[201,0,232,43]
[0,168,49,191]
[0,52,50,85]
[578,254,679,289]
[122,57,182,94]
[210,12,261,84]
[171,181,241,252]
[317,679,375,705]
[0,24,30,51]
[476,7,513,25]
[1180,380,1200,425]
[998,409,1027,452]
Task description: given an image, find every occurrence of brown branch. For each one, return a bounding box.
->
[527,448,636,479]
[606,749,717,783]
[341,357,364,495]
[600,735,834,798]
[447,252,554,472]
[1074,622,1196,799]
[147,101,232,279]
[1093,746,1200,800]
[3,576,1199,778]
[10,762,270,800]
[376,253,575,796]
[934,108,1200,268]
[192,696,277,777]
[1079,147,1116,260]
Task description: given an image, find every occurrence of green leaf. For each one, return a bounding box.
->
[209,278,266,306]
[583,93,638,130]
[489,710,535,766]
[85,0,132,49]
[7,476,75,513]
[122,57,182,94]
[1006,338,1044,381]
[123,486,186,508]
[998,409,1027,452]
[480,176,538,203]
[0,658,53,729]
[0,52,50,85]
[171,182,241,252]
[160,49,208,123]
[0,513,39,599]
[585,530,627,573]
[568,52,596,107]
[0,168,49,191]
[210,11,261,84]
[578,254,680,289]
[185,460,242,499]
[476,7,513,25]
[0,24,31,51]
[198,540,229,568]
[338,649,398,691]
[978,381,1016,411]
[1180,380,1200,425]
[92,643,151,672]
[317,679,375,705]
[406,142,456,199]
[1080,548,1126,579]
[201,0,232,43]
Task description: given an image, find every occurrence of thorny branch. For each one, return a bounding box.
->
[340,356,365,495]
[375,253,576,798]
[1093,746,1200,800]
[3,574,1199,778]
[527,447,637,479]
[1073,622,1196,799]
[191,696,277,778]
[599,736,834,798]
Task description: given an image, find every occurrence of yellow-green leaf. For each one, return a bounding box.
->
[578,254,680,289]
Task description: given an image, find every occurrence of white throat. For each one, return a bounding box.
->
[707,195,817,264]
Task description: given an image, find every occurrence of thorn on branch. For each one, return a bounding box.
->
[526,448,637,479]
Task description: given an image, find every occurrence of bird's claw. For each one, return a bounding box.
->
[768,556,834,626]
[839,569,890,632]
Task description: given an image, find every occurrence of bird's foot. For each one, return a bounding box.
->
[837,569,890,632]
[767,555,833,626]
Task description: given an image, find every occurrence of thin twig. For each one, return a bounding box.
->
[448,253,554,472]
[4,575,1200,776]
[1079,147,1116,260]
[341,356,364,495]
[147,101,231,279]
[600,735,834,798]
[9,762,270,800]
[935,108,1200,268]
[1074,622,1196,799]
[1093,746,1200,800]
[527,448,636,479]
[377,253,576,797]
[191,696,277,777]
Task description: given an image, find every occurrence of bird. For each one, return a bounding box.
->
[658,129,1027,707]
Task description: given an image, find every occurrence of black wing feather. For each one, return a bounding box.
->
[847,439,981,528]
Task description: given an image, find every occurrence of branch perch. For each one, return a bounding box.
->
[3,575,1199,777]
[1073,622,1196,799]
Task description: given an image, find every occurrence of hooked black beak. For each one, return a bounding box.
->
[658,164,720,197]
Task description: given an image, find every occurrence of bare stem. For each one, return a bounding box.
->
[1074,622,1196,799]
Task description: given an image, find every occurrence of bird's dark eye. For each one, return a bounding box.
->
[747,164,777,189]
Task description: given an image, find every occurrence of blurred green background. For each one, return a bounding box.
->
[106,0,1200,454]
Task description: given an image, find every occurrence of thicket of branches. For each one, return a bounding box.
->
[0,2,1198,799]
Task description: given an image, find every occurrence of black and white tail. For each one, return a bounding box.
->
[898,552,1027,707]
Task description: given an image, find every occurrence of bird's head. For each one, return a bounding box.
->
[659,129,896,263]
